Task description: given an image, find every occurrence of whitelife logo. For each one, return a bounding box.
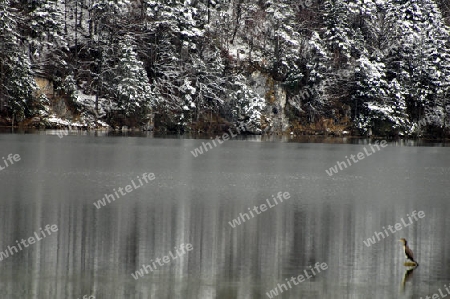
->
[0,153,21,172]
[93,172,155,209]
[57,128,69,139]
[131,243,193,280]
[420,284,450,299]
[190,123,246,157]
[416,107,450,129]
[325,140,388,176]
[0,224,58,262]
[265,262,328,298]
[228,192,291,228]
[363,210,425,247]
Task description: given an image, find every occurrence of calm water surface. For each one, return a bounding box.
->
[0,134,449,299]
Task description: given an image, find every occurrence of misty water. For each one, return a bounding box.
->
[0,133,449,299]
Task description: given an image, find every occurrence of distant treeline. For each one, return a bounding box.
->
[0,0,450,137]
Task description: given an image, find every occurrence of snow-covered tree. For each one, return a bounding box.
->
[17,0,67,78]
[353,55,410,134]
[323,0,355,65]
[384,0,450,133]
[228,74,266,133]
[111,36,154,118]
[302,32,332,119]
[0,0,37,124]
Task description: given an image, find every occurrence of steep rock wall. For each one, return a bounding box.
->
[249,71,289,134]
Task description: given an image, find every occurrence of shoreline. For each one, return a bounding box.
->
[0,128,448,142]
[0,115,449,140]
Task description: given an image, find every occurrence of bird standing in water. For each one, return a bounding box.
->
[400,238,418,266]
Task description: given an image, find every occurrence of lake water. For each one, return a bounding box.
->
[0,133,449,299]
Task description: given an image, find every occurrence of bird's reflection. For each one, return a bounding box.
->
[400,265,417,292]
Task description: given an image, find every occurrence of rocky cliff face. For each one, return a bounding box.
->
[249,71,289,134]
[31,72,291,134]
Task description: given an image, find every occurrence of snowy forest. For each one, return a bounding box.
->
[1,0,450,137]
